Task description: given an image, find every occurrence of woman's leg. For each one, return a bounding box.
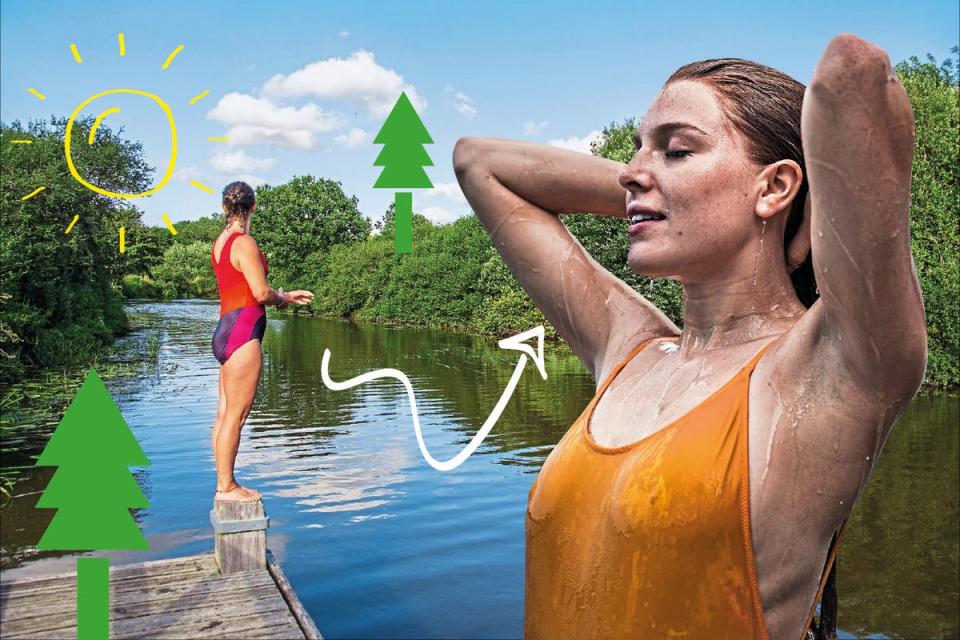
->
[212,366,226,460]
[215,339,263,500]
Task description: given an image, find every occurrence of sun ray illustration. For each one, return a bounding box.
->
[189,179,214,194]
[21,186,46,200]
[88,108,121,145]
[162,213,178,235]
[161,45,184,70]
[23,35,221,252]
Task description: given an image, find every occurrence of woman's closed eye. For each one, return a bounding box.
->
[665,149,691,159]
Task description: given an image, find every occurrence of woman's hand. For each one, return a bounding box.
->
[284,290,314,305]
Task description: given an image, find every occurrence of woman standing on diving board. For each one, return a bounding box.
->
[454,33,926,639]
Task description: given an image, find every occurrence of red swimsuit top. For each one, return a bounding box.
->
[211,233,268,318]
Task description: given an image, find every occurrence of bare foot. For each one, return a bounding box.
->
[215,483,261,503]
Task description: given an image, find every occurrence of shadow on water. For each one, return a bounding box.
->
[1,300,957,639]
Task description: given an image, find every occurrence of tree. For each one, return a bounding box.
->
[35,367,150,638]
[896,48,960,388]
[0,117,149,381]
[174,215,223,245]
[252,175,371,285]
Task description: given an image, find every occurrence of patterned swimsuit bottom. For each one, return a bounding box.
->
[212,304,266,365]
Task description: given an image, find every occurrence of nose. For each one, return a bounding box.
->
[618,149,654,193]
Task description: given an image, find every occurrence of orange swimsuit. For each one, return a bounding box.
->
[526,335,842,639]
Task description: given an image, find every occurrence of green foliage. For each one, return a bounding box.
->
[151,242,218,299]
[897,48,960,388]
[173,215,222,244]
[367,216,489,326]
[0,118,142,382]
[252,175,371,285]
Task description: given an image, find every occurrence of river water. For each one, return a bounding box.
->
[1,300,957,639]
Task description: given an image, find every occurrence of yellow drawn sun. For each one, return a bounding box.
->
[15,33,226,252]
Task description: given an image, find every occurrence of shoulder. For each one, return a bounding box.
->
[231,234,260,254]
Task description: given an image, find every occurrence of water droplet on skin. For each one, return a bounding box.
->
[840,500,844,505]
[866,456,870,461]
[817,230,824,237]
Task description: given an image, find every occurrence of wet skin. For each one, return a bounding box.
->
[211,205,314,503]
[453,33,926,639]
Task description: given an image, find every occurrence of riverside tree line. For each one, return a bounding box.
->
[1,52,957,390]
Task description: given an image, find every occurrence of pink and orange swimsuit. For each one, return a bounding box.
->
[211,232,268,365]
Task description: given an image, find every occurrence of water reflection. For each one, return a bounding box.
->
[0,301,956,639]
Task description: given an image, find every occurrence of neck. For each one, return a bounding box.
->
[226,220,246,234]
[675,239,806,358]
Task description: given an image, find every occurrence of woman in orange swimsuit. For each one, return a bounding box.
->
[454,34,926,639]
[210,181,314,503]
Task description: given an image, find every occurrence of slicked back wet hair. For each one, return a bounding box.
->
[666,59,818,307]
[222,181,256,221]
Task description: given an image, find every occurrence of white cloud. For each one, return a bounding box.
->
[443,84,477,120]
[237,174,267,188]
[260,50,426,119]
[548,130,603,155]
[419,206,461,225]
[338,30,350,38]
[424,181,467,204]
[334,127,372,149]
[523,120,549,135]
[223,126,318,150]
[210,150,277,174]
[207,93,344,149]
[173,166,201,182]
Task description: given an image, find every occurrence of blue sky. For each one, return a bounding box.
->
[2,0,957,228]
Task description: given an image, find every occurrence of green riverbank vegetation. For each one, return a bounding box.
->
[1,50,957,398]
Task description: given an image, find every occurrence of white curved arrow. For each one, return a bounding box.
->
[320,326,548,471]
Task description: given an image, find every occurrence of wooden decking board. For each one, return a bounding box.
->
[1,567,274,610]
[2,584,287,631]
[2,581,281,626]
[0,552,317,639]
[1,554,216,595]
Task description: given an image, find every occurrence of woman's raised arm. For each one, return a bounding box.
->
[800,33,927,396]
[453,137,677,381]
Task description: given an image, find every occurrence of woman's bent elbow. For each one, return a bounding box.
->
[453,136,485,178]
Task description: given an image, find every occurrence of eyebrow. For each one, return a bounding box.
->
[633,122,710,148]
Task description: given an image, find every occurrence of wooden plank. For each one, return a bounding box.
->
[2,570,275,620]
[2,584,285,635]
[266,549,323,639]
[1,554,216,595]
[0,550,315,640]
[2,605,303,640]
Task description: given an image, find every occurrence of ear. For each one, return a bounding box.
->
[755,160,803,219]
[786,192,812,273]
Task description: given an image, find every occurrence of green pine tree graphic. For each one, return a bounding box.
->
[373,91,434,253]
[35,367,150,638]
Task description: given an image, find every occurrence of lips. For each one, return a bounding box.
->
[627,204,666,235]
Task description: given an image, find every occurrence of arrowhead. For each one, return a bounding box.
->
[498,326,547,380]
